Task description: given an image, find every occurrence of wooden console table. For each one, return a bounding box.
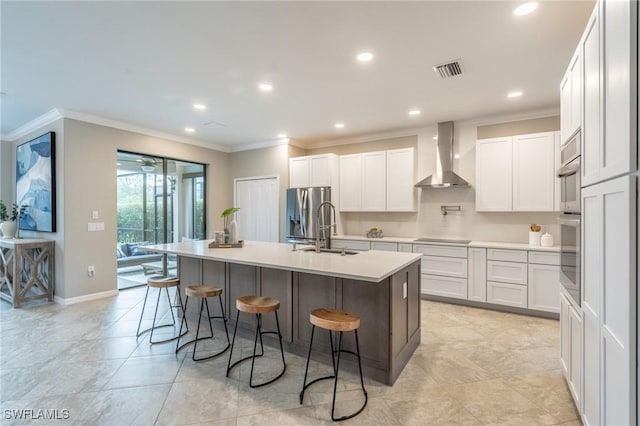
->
[0,238,55,308]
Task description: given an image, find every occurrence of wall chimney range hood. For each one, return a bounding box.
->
[415,121,470,188]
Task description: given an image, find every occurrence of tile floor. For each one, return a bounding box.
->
[0,287,581,425]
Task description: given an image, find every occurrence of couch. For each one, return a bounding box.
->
[116,241,162,269]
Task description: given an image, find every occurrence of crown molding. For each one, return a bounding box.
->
[228,137,290,153]
[300,126,427,150]
[2,108,64,141]
[60,109,231,152]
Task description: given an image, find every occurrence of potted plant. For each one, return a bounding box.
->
[0,201,29,239]
[220,207,240,243]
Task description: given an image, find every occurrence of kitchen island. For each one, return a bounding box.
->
[143,240,422,385]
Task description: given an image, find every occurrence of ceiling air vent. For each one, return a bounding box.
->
[433,60,462,79]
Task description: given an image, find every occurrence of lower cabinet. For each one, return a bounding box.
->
[487,281,527,308]
[331,239,371,251]
[528,263,561,313]
[467,248,487,302]
[560,291,582,408]
[416,244,468,300]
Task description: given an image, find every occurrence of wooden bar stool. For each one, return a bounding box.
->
[226,295,286,387]
[136,275,188,344]
[175,285,230,361]
[299,307,368,421]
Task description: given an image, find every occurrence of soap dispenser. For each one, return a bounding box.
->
[229,218,238,244]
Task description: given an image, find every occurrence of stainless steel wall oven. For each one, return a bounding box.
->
[557,130,581,306]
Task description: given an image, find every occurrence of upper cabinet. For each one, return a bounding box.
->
[476,132,557,212]
[289,154,338,188]
[340,148,416,212]
[560,49,582,144]
[574,2,637,188]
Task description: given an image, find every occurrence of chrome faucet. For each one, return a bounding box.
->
[315,201,337,253]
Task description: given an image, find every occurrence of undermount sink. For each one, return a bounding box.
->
[299,247,359,255]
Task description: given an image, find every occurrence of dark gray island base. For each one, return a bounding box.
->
[178,257,421,385]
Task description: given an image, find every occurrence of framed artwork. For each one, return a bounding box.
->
[16,131,56,232]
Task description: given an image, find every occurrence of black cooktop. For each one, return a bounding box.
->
[413,238,471,245]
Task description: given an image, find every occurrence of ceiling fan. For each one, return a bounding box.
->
[139,158,158,173]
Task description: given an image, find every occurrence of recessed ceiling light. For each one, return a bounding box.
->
[258,83,273,92]
[193,103,207,111]
[277,133,287,138]
[513,2,538,16]
[334,123,345,129]
[184,127,195,133]
[408,109,421,116]
[507,91,523,98]
[432,135,438,140]
[356,52,374,62]
[454,154,460,159]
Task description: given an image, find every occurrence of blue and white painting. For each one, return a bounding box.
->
[16,132,56,232]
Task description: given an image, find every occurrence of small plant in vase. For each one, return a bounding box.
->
[0,201,29,239]
[220,207,240,243]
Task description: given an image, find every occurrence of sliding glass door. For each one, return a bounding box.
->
[116,151,205,289]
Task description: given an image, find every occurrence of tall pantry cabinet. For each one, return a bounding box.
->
[561,1,638,425]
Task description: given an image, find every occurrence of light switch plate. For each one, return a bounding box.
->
[403,282,407,299]
[92,210,99,219]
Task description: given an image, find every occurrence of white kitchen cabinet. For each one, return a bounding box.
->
[486,281,527,308]
[560,290,582,409]
[582,7,600,187]
[560,48,582,144]
[528,251,560,265]
[527,263,560,313]
[398,243,413,253]
[289,154,337,188]
[386,148,416,212]
[330,239,370,251]
[476,137,512,211]
[487,260,527,286]
[421,255,467,278]
[581,175,636,425]
[340,149,415,212]
[339,154,362,211]
[601,0,637,182]
[416,244,468,299]
[488,248,528,263]
[362,151,387,211]
[467,247,487,302]
[422,275,467,300]
[554,131,562,211]
[370,241,398,252]
[513,132,556,211]
[476,132,556,212]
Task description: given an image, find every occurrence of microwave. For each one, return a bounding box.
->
[557,131,581,214]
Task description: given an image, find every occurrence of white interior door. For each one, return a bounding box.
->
[234,176,279,242]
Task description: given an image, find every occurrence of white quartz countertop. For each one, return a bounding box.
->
[334,235,561,252]
[143,240,422,282]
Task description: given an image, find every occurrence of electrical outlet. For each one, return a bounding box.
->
[88,265,95,277]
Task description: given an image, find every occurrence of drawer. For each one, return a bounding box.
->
[413,244,468,258]
[487,260,527,285]
[421,274,467,300]
[487,281,527,308]
[398,243,414,253]
[371,241,398,252]
[421,256,468,278]
[331,239,370,251]
[528,251,561,265]
[487,249,528,263]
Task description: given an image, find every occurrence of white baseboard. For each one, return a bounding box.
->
[54,289,119,305]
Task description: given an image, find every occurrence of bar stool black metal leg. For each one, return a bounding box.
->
[226,310,241,377]
[165,286,176,324]
[248,314,263,387]
[149,285,163,343]
[275,311,286,370]
[300,324,316,403]
[175,295,190,353]
[136,286,151,337]
[218,295,231,346]
[330,330,368,422]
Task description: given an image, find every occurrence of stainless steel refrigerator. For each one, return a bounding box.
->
[285,187,332,244]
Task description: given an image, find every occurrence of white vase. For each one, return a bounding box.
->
[229,219,238,244]
[0,221,17,239]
